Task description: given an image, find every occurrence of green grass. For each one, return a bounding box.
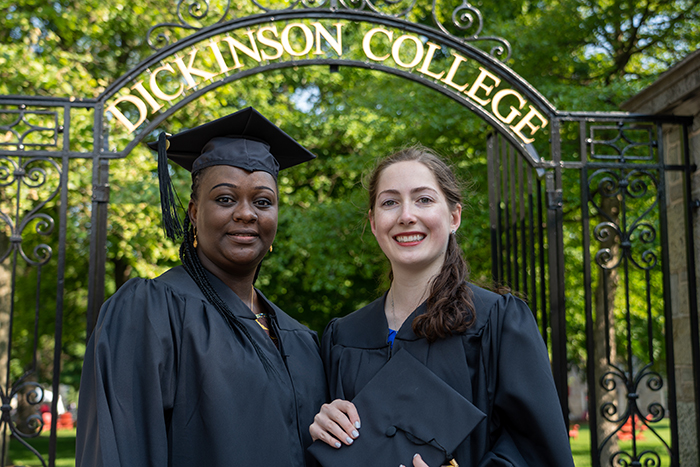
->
[3,421,673,467]
[570,419,671,467]
[7,430,76,467]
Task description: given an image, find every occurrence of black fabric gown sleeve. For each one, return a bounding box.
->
[477,294,574,467]
[320,318,342,398]
[76,278,179,467]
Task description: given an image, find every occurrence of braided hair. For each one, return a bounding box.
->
[179,170,276,375]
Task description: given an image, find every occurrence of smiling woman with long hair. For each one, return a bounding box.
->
[76,108,327,467]
[308,145,575,467]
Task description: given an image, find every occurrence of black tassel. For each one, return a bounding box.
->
[157,132,184,240]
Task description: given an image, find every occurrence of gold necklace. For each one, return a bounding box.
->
[251,286,271,330]
[390,288,398,329]
[250,285,269,319]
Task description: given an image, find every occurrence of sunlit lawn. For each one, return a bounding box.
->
[7,430,76,467]
[570,419,671,467]
[4,420,673,467]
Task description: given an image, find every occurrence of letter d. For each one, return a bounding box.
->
[106,94,148,134]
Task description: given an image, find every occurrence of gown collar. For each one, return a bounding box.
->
[394,297,426,342]
[202,267,263,320]
[338,291,426,348]
[201,266,305,332]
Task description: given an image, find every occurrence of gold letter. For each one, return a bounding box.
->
[209,39,231,74]
[441,52,470,92]
[106,94,148,134]
[465,67,501,106]
[173,48,218,89]
[391,34,424,68]
[491,89,526,124]
[130,81,163,113]
[257,25,284,61]
[281,23,314,56]
[363,28,392,62]
[417,42,444,79]
[312,22,343,56]
[149,63,183,101]
[510,106,549,144]
[220,31,262,69]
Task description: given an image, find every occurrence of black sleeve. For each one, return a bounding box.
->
[76,279,178,467]
[320,318,344,399]
[478,295,575,467]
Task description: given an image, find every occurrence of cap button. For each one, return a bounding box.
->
[385,426,397,437]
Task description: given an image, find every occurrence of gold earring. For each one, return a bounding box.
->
[269,244,273,252]
[193,228,198,248]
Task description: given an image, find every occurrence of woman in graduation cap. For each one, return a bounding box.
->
[307,146,575,467]
[76,107,327,467]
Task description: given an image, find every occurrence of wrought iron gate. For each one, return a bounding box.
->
[488,113,698,466]
[1,1,699,466]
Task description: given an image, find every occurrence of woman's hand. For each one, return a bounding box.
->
[309,399,361,448]
[400,453,429,467]
[400,453,452,467]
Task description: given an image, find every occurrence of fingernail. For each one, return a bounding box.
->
[352,430,359,438]
[355,421,361,429]
[413,453,419,458]
[334,441,341,448]
[400,465,406,467]
[346,437,354,444]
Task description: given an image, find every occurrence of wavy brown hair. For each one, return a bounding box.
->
[368,145,475,342]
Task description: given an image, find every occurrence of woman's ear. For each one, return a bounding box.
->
[451,203,462,233]
[188,199,197,226]
[368,209,377,235]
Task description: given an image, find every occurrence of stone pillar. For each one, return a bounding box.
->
[685,117,700,466]
[663,118,700,466]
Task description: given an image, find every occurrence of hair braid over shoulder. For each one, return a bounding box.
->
[414,232,474,341]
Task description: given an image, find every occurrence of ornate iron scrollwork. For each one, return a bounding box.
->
[597,365,671,466]
[587,122,672,466]
[431,0,510,61]
[147,0,233,49]
[0,154,59,466]
[146,0,512,61]
[0,108,60,150]
[588,122,657,162]
[590,169,659,272]
[0,381,49,467]
[0,157,59,265]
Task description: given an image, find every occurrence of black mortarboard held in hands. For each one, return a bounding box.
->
[307,348,486,467]
[147,106,315,240]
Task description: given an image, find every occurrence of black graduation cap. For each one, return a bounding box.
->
[147,107,316,239]
[307,348,486,467]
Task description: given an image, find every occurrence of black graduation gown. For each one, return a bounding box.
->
[76,266,327,467]
[319,283,575,467]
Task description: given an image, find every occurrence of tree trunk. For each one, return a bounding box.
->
[593,194,620,467]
